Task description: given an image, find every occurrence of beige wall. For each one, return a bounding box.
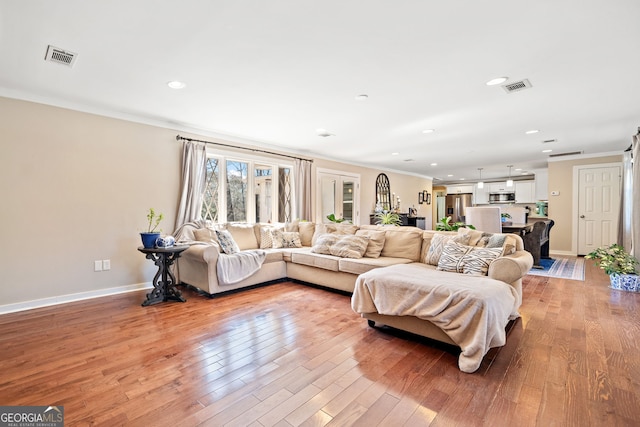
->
[547,154,622,253]
[0,96,432,308]
[1,97,182,307]
[312,158,433,226]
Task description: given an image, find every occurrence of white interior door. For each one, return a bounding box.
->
[317,170,360,224]
[577,165,621,255]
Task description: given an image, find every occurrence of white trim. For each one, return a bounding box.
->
[549,250,577,257]
[0,282,152,315]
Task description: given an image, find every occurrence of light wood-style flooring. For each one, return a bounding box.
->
[1,260,639,426]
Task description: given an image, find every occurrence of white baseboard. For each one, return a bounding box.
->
[549,250,578,257]
[0,282,153,315]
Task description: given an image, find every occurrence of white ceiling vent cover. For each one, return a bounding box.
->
[44,45,78,68]
[502,79,532,93]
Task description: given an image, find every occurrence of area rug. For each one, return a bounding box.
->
[527,257,585,281]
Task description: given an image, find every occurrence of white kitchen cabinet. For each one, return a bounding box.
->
[488,182,510,193]
[446,185,474,194]
[474,184,489,204]
[515,181,535,203]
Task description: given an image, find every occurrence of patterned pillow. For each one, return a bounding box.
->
[425,233,470,266]
[436,240,503,275]
[329,235,369,259]
[259,227,284,249]
[311,234,339,254]
[215,229,240,254]
[271,230,302,248]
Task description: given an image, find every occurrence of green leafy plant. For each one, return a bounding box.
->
[326,213,345,223]
[435,216,476,231]
[501,213,512,219]
[374,211,402,226]
[146,208,164,233]
[585,244,638,276]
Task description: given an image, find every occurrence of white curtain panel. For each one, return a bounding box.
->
[632,132,640,262]
[175,141,207,230]
[618,150,633,249]
[294,158,312,221]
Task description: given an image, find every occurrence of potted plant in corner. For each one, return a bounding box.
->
[586,243,640,292]
[140,208,164,249]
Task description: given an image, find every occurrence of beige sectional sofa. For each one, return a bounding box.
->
[175,221,532,297]
[174,220,533,372]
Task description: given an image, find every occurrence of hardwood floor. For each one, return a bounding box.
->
[1,260,639,426]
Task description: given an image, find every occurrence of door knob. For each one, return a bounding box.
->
[580,215,585,218]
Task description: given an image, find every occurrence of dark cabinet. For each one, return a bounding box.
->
[369,213,426,230]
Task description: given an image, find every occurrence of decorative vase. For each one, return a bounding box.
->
[140,232,161,249]
[155,235,176,248]
[609,274,640,292]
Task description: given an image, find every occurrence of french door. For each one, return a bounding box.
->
[316,170,360,224]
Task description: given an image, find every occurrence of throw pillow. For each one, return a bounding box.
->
[215,229,240,254]
[355,229,386,258]
[193,228,218,244]
[272,230,302,248]
[436,240,503,275]
[329,235,369,259]
[457,228,485,246]
[298,222,315,246]
[425,233,470,266]
[311,234,339,255]
[259,226,283,249]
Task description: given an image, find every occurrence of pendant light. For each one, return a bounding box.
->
[506,165,514,187]
[477,168,484,189]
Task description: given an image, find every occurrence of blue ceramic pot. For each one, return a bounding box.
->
[140,232,161,249]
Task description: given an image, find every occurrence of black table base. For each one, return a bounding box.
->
[138,246,188,306]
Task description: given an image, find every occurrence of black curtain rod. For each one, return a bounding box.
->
[176,135,313,163]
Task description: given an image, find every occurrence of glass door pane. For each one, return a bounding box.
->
[226,160,248,222]
[254,164,273,223]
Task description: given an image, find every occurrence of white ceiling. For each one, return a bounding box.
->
[2,1,639,182]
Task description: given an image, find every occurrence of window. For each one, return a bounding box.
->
[278,167,292,222]
[201,158,220,222]
[201,153,292,224]
[226,160,248,222]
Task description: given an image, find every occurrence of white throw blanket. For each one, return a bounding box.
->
[216,250,266,286]
[351,263,519,373]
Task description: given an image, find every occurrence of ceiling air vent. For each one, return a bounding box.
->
[502,79,532,94]
[44,45,78,68]
[549,151,583,158]
[542,139,557,144]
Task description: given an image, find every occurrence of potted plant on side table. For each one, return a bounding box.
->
[586,243,640,292]
[140,208,163,249]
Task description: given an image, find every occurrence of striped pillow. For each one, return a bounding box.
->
[436,240,502,276]
[329,235,369,259]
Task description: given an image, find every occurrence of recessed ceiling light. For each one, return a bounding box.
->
[391,152,399,156]
[355,94,368,100]
[447,174,453,177]
[316,128,333,137]
[459,178,465,181]
[515,168,522,171]
[422,129,435,134]
[167,81,186,89]
[486,77,508,86]
[525,129,539,134]
[430,163,438,166]
[542,149,553,153]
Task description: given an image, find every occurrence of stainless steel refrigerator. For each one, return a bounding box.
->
[445,193,473,224]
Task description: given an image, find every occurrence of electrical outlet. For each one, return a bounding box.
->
[102,259,111,271]
[94,260,102,272]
